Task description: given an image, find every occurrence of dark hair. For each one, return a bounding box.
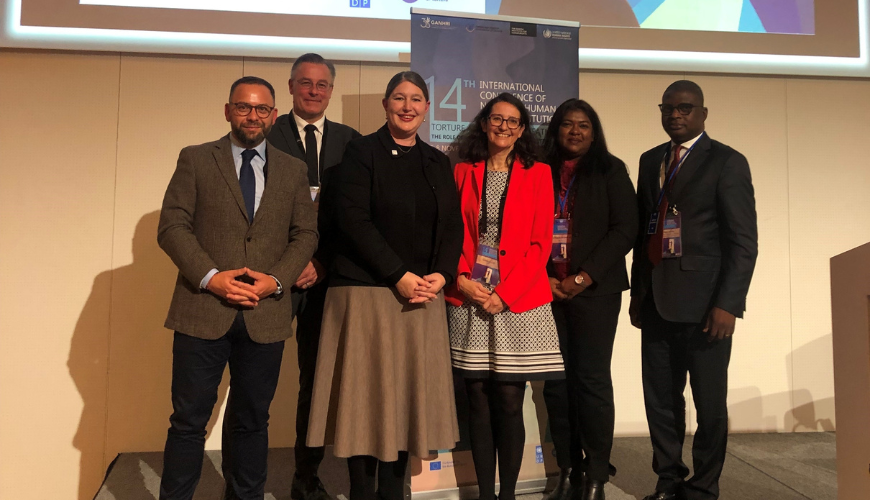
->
[543,99,609,171]
[454,93,539,168]
[229,76,275,103]
[384,71,429,101]
[291,53,336,81]
[663,80,704,105]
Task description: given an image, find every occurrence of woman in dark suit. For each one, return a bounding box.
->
[541,99,638,500]
[446,92,564,500]
[306,71,463,500]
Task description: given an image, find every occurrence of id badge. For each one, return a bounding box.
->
[551,218,572,263]
[310,186,321,211]
[470,244,500,287]
[661,210,682,258]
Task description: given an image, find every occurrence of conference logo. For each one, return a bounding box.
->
[420,17,451,29]
[543,29,552,38]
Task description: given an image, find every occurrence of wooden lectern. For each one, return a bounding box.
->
[830,242,870,499]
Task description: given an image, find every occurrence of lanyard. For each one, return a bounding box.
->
[557,174,577,217]
[655,133,703,209]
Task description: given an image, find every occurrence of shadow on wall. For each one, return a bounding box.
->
[728,334,835,433]
[69,210,303,499]
[68,211,231,500]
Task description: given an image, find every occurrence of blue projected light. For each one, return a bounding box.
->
[2,0,868,77]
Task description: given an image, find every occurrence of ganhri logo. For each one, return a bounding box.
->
[420,17,451,28]
[543,29,552,38]
[350,0,371,8]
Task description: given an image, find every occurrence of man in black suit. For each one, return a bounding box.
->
[266,53,361,500]
[629,81,758,500]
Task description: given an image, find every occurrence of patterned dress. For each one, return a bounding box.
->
[447,170,564,381]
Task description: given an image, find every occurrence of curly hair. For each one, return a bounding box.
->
[542,98,610,172]
[454,93,539,168]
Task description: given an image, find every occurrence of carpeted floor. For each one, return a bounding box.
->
[94,432,836,500]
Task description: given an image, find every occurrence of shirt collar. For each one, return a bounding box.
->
[292,110,326,134]
[230,136,267,160]
[673,131,704,152]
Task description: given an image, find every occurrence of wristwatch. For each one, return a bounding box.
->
[573,274,585,287]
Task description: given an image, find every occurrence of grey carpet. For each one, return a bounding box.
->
[94,433,836,500]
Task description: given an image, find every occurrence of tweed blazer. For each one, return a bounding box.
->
[158,134,318,343]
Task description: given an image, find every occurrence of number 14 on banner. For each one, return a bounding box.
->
[424,76,470,144]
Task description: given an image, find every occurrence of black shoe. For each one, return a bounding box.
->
[545,468,572,500]
[582,479,605,500]
[291,474,334,500]
[641,492,681,500]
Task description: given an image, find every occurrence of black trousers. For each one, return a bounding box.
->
[543,293,621,482]
[641,297,731,500]
[291,281,329,478]
[160,312,284,500]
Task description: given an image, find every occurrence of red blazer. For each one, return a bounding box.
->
[445,159,555,313]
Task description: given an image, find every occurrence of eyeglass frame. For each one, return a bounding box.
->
[487,114,523,130]
[658,103,704,116]
[293,79,334,93]
[229,101,275,119]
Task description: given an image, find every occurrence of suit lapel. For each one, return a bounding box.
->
[670,133,711,201]
[214,135,250,222]
[253,143,284,227]
[319,120,330,173]
[282,113,306,160]
[646,144,668,210]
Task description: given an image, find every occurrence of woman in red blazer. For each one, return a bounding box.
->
[446,93,564,500]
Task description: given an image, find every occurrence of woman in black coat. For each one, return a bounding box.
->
[306,71,464,500]
[541,99,638,500]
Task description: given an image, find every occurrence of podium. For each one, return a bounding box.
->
[830,242,870,499]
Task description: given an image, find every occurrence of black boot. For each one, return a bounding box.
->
[581,479,605,500]
[545,468,572,500]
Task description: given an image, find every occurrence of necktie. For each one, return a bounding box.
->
[240,149,258,224]
[304,124,319,186]
[647,144,682,266]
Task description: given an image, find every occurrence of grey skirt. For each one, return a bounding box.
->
[306,286,460,461]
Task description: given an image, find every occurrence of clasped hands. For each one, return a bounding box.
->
[456,275,505,314]
[549,271,591,301]
[396,272,446,304]
[206,267,277,307]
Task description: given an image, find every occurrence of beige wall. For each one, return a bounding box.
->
[1,49,868,499]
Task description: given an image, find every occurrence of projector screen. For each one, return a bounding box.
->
[2,0,867,77]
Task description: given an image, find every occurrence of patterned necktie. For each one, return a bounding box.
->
[304,124,319,186]
[648,144,682,266]
[240,149,258,223]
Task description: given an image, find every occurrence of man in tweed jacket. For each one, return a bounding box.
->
[157,76,317,500]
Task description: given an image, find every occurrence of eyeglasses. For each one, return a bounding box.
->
[659,103,702,116]
[488,115,522,129]
[230,102,275,118]
[295,79,333,93]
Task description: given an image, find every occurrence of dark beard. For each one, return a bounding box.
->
[232,123,267,148]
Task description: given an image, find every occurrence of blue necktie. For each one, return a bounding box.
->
[240,149,258,223]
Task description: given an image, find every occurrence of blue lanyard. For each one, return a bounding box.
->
[557,174,577,217]
[655,133,703,209]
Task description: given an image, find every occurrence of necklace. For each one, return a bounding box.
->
[395,143,414,154]
[486,158,510,172]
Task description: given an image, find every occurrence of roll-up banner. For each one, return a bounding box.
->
[411,8,579,154]
[409,9,579,499]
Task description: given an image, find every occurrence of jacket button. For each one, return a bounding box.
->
[246,237,252,242]
[431,185,436,190]
[499,250,506,256]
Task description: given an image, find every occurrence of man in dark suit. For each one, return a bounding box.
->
[266,53,361,500]
[629,80,758,500]
[157,76,317,500]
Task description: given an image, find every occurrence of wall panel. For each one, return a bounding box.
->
[0,50,121,500]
